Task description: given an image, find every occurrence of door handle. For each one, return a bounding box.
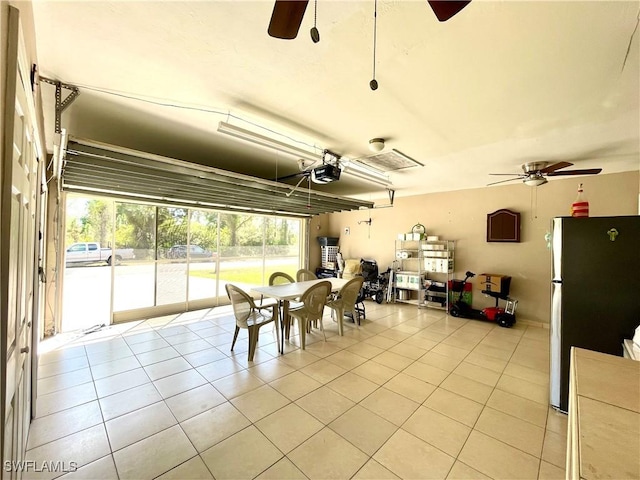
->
[20,346,30,354]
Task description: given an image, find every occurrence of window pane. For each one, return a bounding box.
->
[63,196,114,331]
[265,217,300,280]
[157,207,188,306]
[216,213,265,292]
[188,210,219,302]
[113,203,156,311]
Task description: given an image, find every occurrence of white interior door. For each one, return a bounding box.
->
[2,6,42,476]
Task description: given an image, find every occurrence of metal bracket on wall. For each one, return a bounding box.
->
[40,77,80,133]
[358,213,373,238]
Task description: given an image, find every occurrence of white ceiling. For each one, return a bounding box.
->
[32,0,640,202]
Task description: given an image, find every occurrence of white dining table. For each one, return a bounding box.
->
[252,277,350,353]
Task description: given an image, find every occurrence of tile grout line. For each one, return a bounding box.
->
[31,304,557,480]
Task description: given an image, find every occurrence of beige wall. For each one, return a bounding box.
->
[312,171,639,325]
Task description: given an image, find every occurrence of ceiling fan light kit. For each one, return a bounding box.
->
[369,138,385,152]
[524,175,547,187]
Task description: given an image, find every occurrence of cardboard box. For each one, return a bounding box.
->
[423,259,437,271]
[407,274,421,290]
[478,273,510,294]
[403,232,422,241]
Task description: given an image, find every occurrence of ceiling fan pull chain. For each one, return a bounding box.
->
[530,185,538,219]
[370,0,379,90]
[311,0,320,43]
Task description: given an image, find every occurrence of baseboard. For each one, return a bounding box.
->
[517,318,549,329]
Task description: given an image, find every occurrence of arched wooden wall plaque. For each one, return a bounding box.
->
[487,209,521,242]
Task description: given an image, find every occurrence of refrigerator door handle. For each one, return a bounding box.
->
[550,281,563,409]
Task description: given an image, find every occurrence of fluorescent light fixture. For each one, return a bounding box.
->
[217,121,321,164]
[341,160,392,187]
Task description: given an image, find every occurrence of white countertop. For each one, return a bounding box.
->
[569,348,640,480]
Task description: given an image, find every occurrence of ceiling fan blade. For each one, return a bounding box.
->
[487,177,522,186]
[540,161,573,174]
[268,0,309,39]
[547,168,603,177]
[427,0,471,22]
[489,173,524,176]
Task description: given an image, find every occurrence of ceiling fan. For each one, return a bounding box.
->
[267,0,471,39]
[488,161,603,187]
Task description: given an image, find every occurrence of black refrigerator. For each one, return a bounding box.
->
[550,215,640,412]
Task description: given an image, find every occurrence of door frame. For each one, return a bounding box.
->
[1,5,45,474]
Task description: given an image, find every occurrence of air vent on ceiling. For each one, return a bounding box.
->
[356,149,423,172]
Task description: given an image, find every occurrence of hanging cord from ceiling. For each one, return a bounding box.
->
[621,8,640,72]
[370,0,379,90]
[310,0,320,43]
[530,183,539,220]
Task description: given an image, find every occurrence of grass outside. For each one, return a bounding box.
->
[189,264,298,285]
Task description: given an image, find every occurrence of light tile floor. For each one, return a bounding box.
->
[26,302,568,479]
